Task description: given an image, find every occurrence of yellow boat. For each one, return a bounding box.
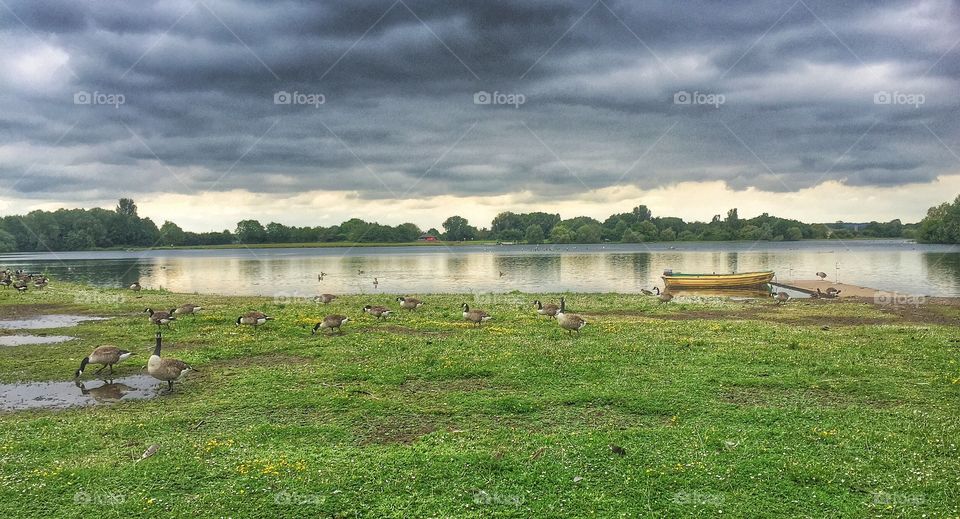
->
[661,270,774,290]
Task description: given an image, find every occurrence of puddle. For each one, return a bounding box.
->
[0,315,110,330]
[0,335,75,347]
[0,375,162,411]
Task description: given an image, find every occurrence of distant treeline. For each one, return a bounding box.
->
[0,197,948,253]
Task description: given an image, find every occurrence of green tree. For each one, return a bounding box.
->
[159,221,186,246]
[442,216,475,241]
[660,228,677,241]
[0,229,16,252]
[785,227,803,241]
[918,196,960,243]
[525,224,544,244]
[576,224,602,243]
[235,220,267,243]
[549,224,575,244]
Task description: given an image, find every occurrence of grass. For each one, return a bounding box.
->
[0,282,958,517]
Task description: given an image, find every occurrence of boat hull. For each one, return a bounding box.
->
[662,271,774,289]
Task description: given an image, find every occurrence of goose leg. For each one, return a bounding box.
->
[94,365,106,375]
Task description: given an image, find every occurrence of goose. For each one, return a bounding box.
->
[363,305,391,320]
[533,300,559,317]
[397,296,424,310]
[0,277,10,289]
[774,292,790,305]
[318,272,326,281]
[816,272,827,280]
[312,315,349,335]
[236,311,272,328]
[14,281,27,293]
[130,282,141,291]
[640,288,654,296]
[74,346,134,377]
[556,297,587,334]
[373,277,379,289]
[147,332,194,391]
[145,308,176,328]
[499,271,505,278]
[461,303,491,327]
[825,287,841,296]
[314,294,337,304]
[174,303,202,315]
[657,291,673,303]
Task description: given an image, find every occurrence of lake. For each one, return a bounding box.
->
[1,240,958,297]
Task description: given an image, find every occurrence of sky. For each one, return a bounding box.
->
[0,0,958,231]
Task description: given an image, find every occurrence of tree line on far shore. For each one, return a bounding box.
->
[0,196,957,253]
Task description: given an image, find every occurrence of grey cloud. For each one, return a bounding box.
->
[0,0,958,206]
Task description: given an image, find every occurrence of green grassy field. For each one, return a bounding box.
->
[0,283,958,517]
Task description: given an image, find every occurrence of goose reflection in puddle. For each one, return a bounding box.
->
[75,380,138,403]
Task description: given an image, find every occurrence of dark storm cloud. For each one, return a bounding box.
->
[0,0,958,203]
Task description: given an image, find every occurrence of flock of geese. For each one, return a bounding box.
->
[8,266,840,393]
[0,269,49,292]
[68,281,603,391]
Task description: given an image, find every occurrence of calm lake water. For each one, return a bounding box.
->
[1,240,958,297]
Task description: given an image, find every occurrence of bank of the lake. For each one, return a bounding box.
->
[0,281,958,517]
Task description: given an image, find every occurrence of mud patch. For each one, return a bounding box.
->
[358,418,438,445]
[0,335,75,347]
[0,374,161,411]
[0,314,110,330]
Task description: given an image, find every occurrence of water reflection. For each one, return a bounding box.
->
[0,374,161,411]
[0,241,957,296]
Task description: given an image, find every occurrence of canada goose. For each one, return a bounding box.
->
[658,291,673,303]
[236,311,272,328]
[533,300,559,317]
[373,277,379,288]
[654,287,661,295]
[147,332,194,391]
[74,346,134,377]
[826,287,841,296]
[774,292,790,305]
[312,315,349,335]
[14,281,27,293]
[314,294,337,304]
[499,271,504,278]
[318,272,326,281]
[0,278,10,289]
[144,308,176,327]
[556,297,587,334]
[461,303,491,327]
[363,305,391,320]
[609,444,626,457]
[816,272,827,280]
[174,303,202,315]
[130,282,141,291]
[397,296,424,310]
[640,289,654,296]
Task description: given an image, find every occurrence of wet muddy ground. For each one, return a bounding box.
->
[0,335,75,347]
[0,314,110,330]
